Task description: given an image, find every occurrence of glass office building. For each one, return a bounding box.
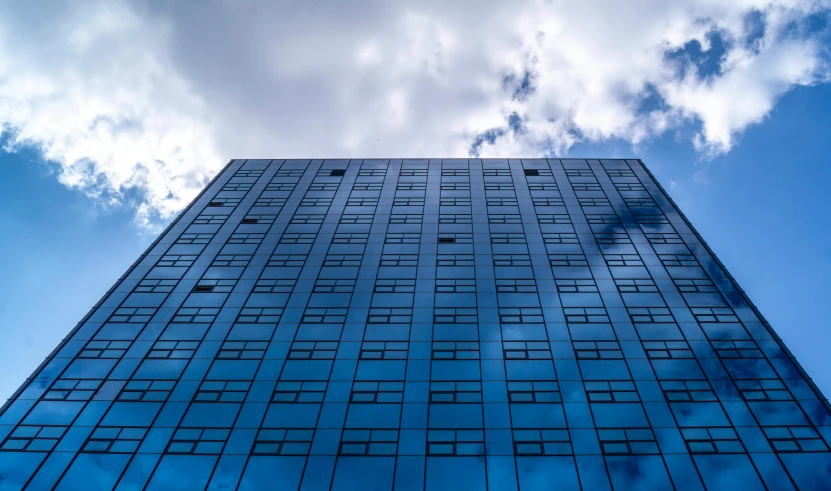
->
[1,158,829,490]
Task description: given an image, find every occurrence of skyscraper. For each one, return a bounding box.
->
[1,158,828,490]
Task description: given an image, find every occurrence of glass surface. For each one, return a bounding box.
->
[1,158,829,490]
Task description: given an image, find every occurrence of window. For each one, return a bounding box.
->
[79,340,131,359]
[268,254,307,267]
[615,182,646,192]
[133,279,178,293]
[513,429,571,456]
[176,233,213,245]
[584,380,637,402]
[527,182,558,191]
[437,254,474,266]
[578,197,610,207]
[368,308,413,324]
[496,279,537,293]
[358,169,386,176]
[565,308,610,323]
[537,214,571,225]
[193,382,250,404]
[442,169,469,176]
[436,279,476,293]
[300,197,333,207]
[380,254,418,266]
[107,307,157,323]
[556,279,597,293]
[483,169,511,176]
[374,279,415,293]
[346,197,378,206]
[565,169,594,177]
[266,182,296,192]
[616,278,658,293]
[642,341,693,359]
[500,308,544,324]
[279,233,317,244]
[659,254,697,266]
[313,279,355,293]
[333,233,368,244]
[218,341,267,359]
[290,214,325,224]
[351,182,382,191]
[156,255,196,267]
[607,168,636,177]
[691,307,739,323]
[429,381,481,403]
[273,168,305,177]
[487,197,519,206]
[393,197,425,206]
[340,430,399,456]
[542,233,578,244]
[221,182,253,192]
[549,254,588,267]
[682,428,744,454]
[490,233,526,244]
[441,197,472,206]
[233,169,263,178]
[532,197,564,206]
[254,279,296,293]
[396,182,427,191]
[594,233,631,244]
[323,255,362,267]
[193,216,227,225]
[228,233,264,245]
[604,254,643,267]
[254,197,287,207]
[439,214,471,224]
[586,214,621,224]
[599,429,659,455]
[192,279,236,293]
[494,254,532,266]
[400,169,428,177]
[624,197,658,208]
[434,308,478,324]
[488,214,522,224]
[384,233,420,244]
[206,198,240,207]
[211,255,252,267]
[390,215,422,224]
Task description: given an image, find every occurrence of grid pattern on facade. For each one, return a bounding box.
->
[0,158,829,490]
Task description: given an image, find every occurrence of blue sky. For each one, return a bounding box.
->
[0,0,830,401]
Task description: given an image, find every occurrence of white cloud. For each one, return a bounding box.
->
[0,0,827,227]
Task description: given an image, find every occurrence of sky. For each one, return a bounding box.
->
[0,0,829,401]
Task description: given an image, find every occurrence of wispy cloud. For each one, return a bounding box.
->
[0,0,827,228]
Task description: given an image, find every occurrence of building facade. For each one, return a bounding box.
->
[0,158,829,490]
